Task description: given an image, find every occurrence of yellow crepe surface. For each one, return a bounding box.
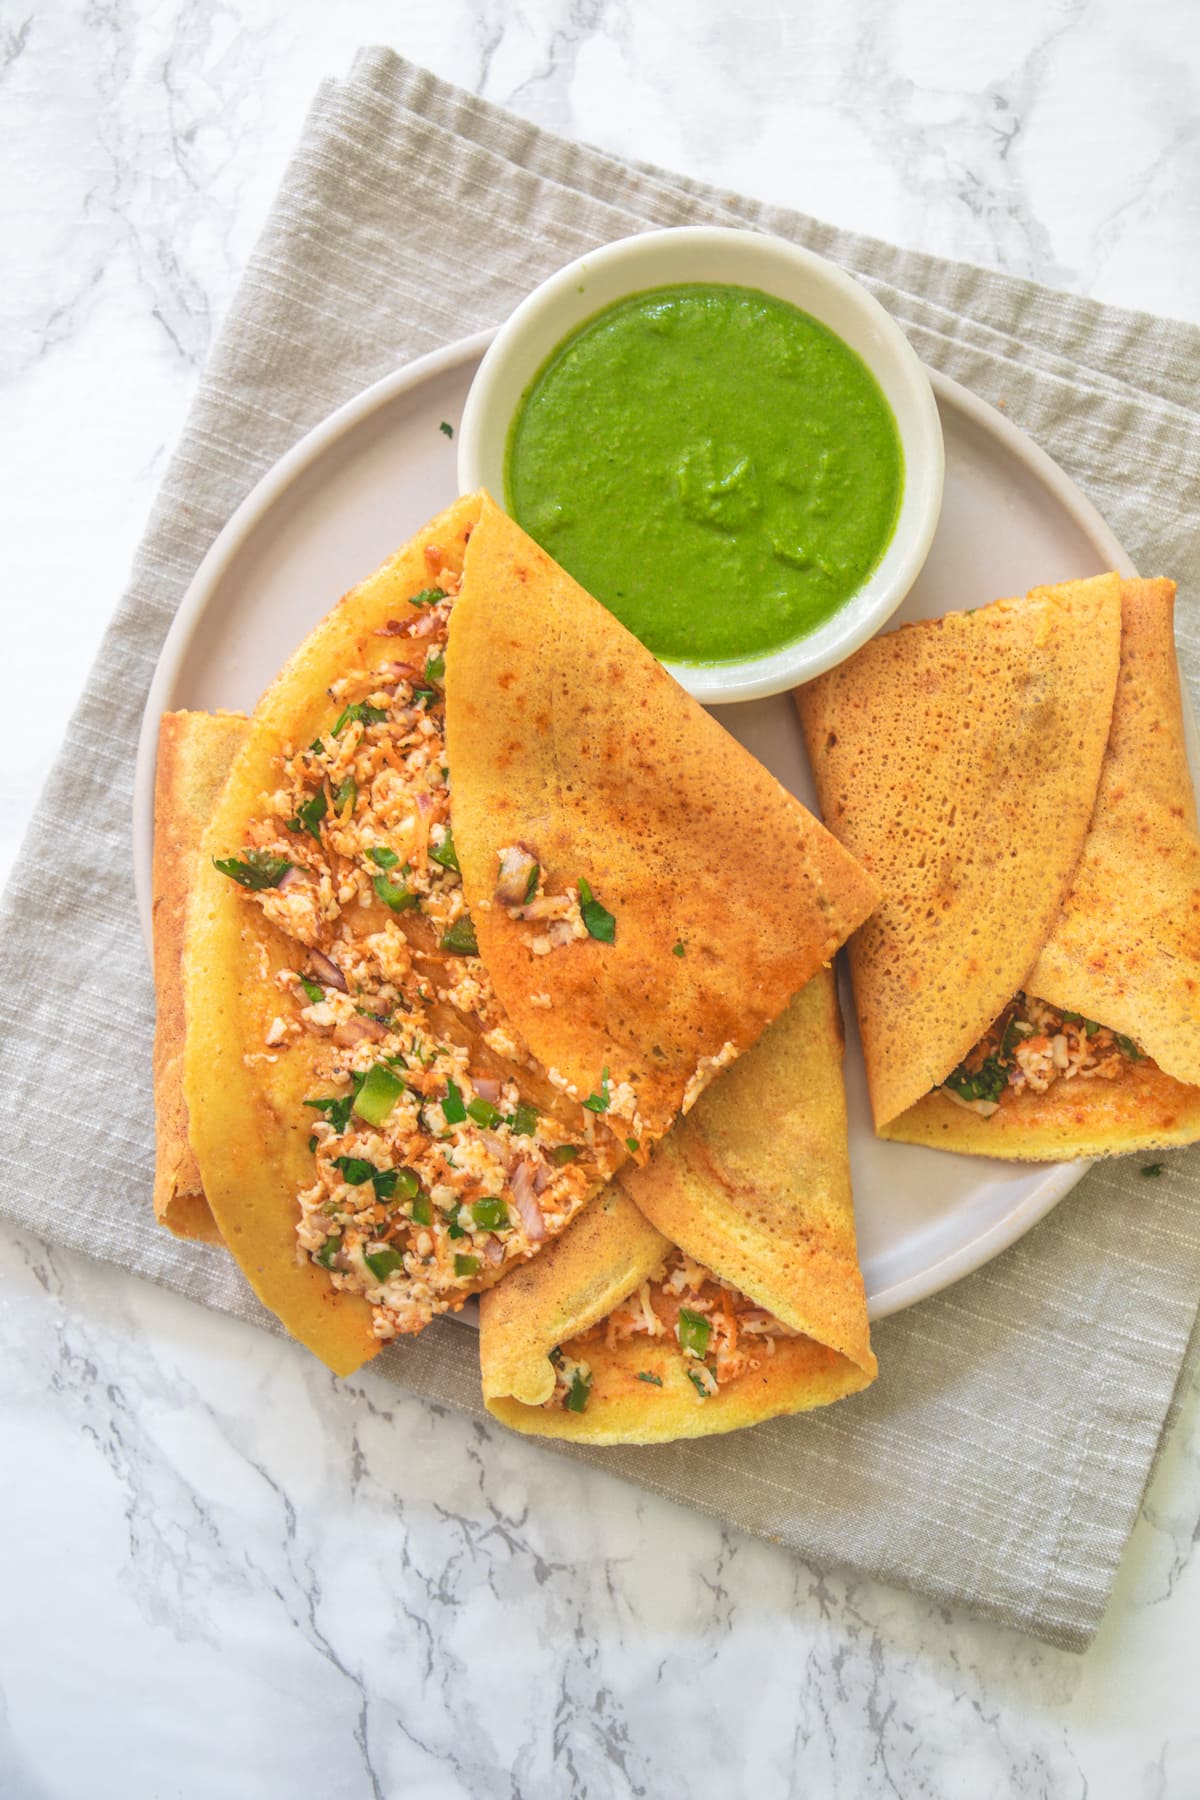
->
[1026,580,1200,1086]
[447,494,881,1142]
[480,967,876,1445]
[884,579,1200,1159]
[184,495,481,1376]
[152,710,248,1244]
[796,574,1123,1129]
[620,966,875,1377]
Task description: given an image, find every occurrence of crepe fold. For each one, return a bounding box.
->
[797,575,1200,1160]
[479,969,877,1444]
[181,494,878,1375]
[152,711,248,1243]
[447,495,881,1142]
[184,497,482,1375]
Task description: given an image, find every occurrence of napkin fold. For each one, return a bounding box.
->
[2,48,1198,1652]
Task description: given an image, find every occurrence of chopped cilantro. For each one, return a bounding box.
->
[942,1055,1008,1105]
[429,828,460,873]
[677,1308,711,1357]
[368,845,400,870]
[299,975,324,1004]
[446,1203,466,1240]
[1115,1033,1144,1061]
[425,650,446,682]
[407,587,447,609]
[364,1246,404,1282]
[371,1169,400,1200]
[454,1253,480,1278]
[509,1102,539,1137]
[331,700,388,737]
[439,420,454,438]
[442,1080,467,1125]
[441,915,478,956]
[524,861,540,903]
[564,1368,592,1413]
[578,877,616,943]
[687,1370,711,1400]
[304,1094,355,1134]
[288,789,327,841]
[332,1155,375,1186]
[471,1197,508,1230]
[412,685,438,709]
[672,942,686,957]
[373,871,418,911]
[213,850,293,891]
[309,737,325,755]
[333,776,357,816]
[583,1068,611,1113]
[1141,1163,1166,1178]
[636,1371,663,1387]
[467,1096,501,1129]
[307,1135,318,1154]
[625,1138,640,1154]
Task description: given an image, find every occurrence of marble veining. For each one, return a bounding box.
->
[3,2,1200,1794]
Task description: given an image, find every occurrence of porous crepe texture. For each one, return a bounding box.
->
[1028,580,1200,1085]
[621,966,874,1376]
[448,496,882,1140]
[890,578,1200,1158]
[480,969,876,1444]
[152,710,248,1244]
[798,574,1124,1128]
[183,496,482,1376]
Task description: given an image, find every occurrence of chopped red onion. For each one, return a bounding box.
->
[511,1161,545,1241]
[307,949,348,993]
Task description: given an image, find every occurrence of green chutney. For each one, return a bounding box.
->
[505,283,904,665]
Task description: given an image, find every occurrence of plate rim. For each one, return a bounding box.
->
[134,331,1150,1324]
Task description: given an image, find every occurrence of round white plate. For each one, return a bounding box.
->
[136,331,1172,1323]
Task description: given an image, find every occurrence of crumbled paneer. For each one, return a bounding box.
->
[544,1249,800,1412]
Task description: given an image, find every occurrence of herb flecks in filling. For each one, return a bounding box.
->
[544,1250,799,1413]
[939,992,1146,1117]
[214,564,625,1338]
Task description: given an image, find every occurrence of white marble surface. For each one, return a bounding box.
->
[3,2,1200,1794]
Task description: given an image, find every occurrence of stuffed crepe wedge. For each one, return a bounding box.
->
[183,496,878,1374]
[480,969,877,1444]
[796,575,1200,1159]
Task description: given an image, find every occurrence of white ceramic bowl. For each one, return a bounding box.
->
[458,227,944,703]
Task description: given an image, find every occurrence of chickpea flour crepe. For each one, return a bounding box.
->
[152,711,248,1244]
[448,494,880,1143]
[183,496,878,1376]
[797,575,1200,1160]
[480,970,877,1445]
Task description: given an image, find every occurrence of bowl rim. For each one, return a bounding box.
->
[457,225,945,702]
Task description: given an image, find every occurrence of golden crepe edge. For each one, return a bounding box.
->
[152,710,248,1244]
[479,969,877,1445]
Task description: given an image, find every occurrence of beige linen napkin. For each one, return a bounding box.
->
[2,48,1198,1652]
